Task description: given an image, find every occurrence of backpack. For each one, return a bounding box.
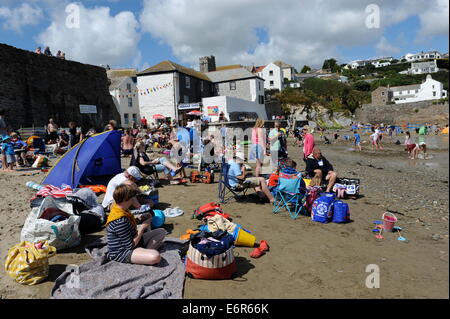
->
[311,192,336,224]
[332,200,350,223]
[193,202,231,220]
[305,187,321,215]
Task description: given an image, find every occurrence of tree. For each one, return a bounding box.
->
[322,58,341,73]
[352,80,371,91]
[301,65,311,73]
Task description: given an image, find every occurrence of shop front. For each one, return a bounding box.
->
[177,102,202,124]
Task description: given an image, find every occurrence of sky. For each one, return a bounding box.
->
[0,0,448,71]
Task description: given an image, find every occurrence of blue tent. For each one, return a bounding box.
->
[42,130,122,188]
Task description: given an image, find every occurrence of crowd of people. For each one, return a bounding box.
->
[35,46,66,60]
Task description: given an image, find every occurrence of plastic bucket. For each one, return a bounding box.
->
[382,212,397,232]
[235,229,256,247]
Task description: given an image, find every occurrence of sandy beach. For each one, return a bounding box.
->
[0,131,448,299]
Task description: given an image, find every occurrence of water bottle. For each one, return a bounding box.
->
[26,181,44,191]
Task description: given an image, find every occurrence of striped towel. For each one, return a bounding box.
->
[33,185,73,199]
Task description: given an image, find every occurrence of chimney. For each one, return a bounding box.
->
[199,55,216,73]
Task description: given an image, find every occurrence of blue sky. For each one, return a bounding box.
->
[0,0,448,70]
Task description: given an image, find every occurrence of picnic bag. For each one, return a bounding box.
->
[305,186,322,215]
[190,170,214,184]
[193,202,231,220]
[5,241,56,285]
[21,196,81,251]
[311,192,336,224]
[332,200,350,223]
[185,231,236,280]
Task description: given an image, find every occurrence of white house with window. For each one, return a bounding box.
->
[258,62,283,91]
[402,51,442,62]
[405,60,440,75]
[391,75,447,104]
[108,70,140,128]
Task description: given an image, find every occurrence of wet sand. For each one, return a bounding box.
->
[0,132,448,299]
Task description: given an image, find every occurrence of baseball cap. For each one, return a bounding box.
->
[126,166,143,180]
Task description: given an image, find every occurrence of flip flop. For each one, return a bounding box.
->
[259,240,270,252]
[375,234,384,239]
[250,247,265,258]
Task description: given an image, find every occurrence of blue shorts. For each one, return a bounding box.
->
[250,144,265,161]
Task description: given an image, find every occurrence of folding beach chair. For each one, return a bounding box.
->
[272,173,307,219]
[218,159,250,203]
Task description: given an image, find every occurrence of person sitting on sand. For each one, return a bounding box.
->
[102,166,143,210]
[305,147,337,193]
[10,133,29,167]
[227,154,275,204]
[106,184,165,265]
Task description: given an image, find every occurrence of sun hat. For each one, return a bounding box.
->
[2,135,11,142]
[126,166,143,180]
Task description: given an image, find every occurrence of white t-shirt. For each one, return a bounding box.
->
[102,173,128,208]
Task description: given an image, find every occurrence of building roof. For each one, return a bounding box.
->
[108,77,127,90]
[137,60,211,81]
[107,68,137,78]
[273,60,293,69]
[205,67,262,83]
[253,65,266,73]
[215,64,242,71]
[389,84,421,92]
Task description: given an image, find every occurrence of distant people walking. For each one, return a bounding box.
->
[44,46,52,56]
[302,125,315,161]
[35,47,42,54]
[140,116,148,129]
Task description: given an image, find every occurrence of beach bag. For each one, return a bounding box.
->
[185,232,236,280]
[21,196,81,251]
[332,200,350,223]
[305,187,321,215]
[193,202,230,220]
[311,192,336,224]
[5,241,56,285]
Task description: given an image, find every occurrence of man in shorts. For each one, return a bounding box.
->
[305,147,337,192]
[227,154,274,203]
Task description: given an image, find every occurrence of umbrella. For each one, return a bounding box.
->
[187,110,202,116]
[152,114,166,120]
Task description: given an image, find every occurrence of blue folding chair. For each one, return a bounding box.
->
[272,173,307,219]
[218,158,249,203]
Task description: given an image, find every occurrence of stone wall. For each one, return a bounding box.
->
[0,43,120,131]
[355,100,449,125]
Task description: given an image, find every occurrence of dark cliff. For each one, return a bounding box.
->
[0,43,120,131]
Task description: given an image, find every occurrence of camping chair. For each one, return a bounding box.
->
[272,173,307,219]
[31,137,53,156]
[218,159,250,203]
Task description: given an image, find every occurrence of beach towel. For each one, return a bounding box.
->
[51,237,186,299]
[32,185,73,200]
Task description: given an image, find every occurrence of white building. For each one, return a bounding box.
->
[391,75,447,104]
[407,60,439,75]
[371,60,391,68]
[257,62,284,91]
[402,51,442,62]
[202,95,268,122]
[108,69,140,128]
[274,60,296,82]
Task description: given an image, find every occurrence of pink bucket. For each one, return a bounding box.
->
[382,212,397,232]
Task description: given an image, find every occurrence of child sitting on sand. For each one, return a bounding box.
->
[106,184,166,265]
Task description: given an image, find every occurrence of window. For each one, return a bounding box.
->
[399,91,402,95]
[200,81,204,92]
[185,76,190,89]
[229,81,236,90]
[270,80,274,86]
[269,70,274,76]
[381,92,385,96]
[126,83,131,91]
[128,98,133,107]
[215,83,219,93]
[124,113,129,125]
[132,113,137,123]
[415,90,419,93]
[432,85,435,89]
[258,81,261,90]
[258,95,265,104]
[433,91,436,97]
[184,95,189,103]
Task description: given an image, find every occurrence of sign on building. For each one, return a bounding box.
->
[178,103,201,110]
[79,104,97,114]
[207,105,219,116]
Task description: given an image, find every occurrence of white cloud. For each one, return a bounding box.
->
[375,36,401,56]
[139,0,448,69]
[36,2,141,67]
[416,0,449,40]
[0,2,43,32]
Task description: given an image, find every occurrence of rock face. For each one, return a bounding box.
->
[0,43,120,131]
[355,101,449,125]
[292,104,353,128]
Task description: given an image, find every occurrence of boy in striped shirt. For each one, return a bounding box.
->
[106,184,166,265]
